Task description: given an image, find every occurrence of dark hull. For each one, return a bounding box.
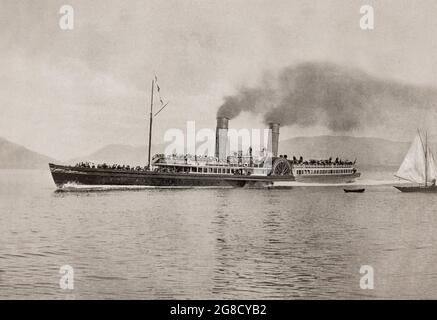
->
[394,185,437,193]
[344,188,365,193]
[49,163,294,188]
[294,172,361,184]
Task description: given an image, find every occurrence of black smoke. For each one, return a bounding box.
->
[217,74,278,119]
[217,62,437,134]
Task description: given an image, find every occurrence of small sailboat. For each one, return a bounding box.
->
[394,130,437,192]
[344,188,365,193]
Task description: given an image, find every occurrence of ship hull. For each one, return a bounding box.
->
[49,163,294,188]
[294,172,361,184]
[394,185,437,193]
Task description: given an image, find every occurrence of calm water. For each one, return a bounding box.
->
[1,169,437,299]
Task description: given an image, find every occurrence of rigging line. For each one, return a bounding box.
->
[394,174,414,182]
[154,101,169,117]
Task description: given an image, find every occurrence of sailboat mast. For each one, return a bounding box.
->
[425,131,428,187]
[147,79,154,170]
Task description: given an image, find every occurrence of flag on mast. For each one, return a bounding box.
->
[152,74,170,117]
[154,74,165,106]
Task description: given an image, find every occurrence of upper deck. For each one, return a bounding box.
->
[152,153,359,177]
[291,159,358,176]
[152,153,272,176]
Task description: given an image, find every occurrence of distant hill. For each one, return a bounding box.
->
[69,135,422,168]
[0,136,426,169]
[4,135,428,170]
[68,143,165,166]
[0,137,56,169]
[278,135,415,167]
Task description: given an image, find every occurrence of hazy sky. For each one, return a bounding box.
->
[2,0,437,159]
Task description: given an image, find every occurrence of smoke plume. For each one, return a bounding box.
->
[217,62,437,135]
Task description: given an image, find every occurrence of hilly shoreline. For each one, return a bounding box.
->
[0,138,56,169]
[0,135,421,170]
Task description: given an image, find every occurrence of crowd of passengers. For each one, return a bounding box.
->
[75,162,148,171]
[74,155,355,171]
[74,161,245,174]
[281,155,355,166]
[156,153,354,165]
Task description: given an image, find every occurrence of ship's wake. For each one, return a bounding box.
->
[55,183,235,192]
[273,178,409,187]
[54,178,408,192]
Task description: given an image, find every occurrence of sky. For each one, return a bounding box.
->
[2,0,437,160]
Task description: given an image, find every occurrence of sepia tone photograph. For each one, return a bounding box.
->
[1,0,437,306]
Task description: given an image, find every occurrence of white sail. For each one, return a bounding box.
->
[395,133,428,184]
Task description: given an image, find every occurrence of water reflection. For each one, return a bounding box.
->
[2,171,437,299]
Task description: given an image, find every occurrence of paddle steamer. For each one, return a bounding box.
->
[49,78,361,188]
[49,80,295,188]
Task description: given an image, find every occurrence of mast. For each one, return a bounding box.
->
[425,130,428,187]
[147,79,154,170]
